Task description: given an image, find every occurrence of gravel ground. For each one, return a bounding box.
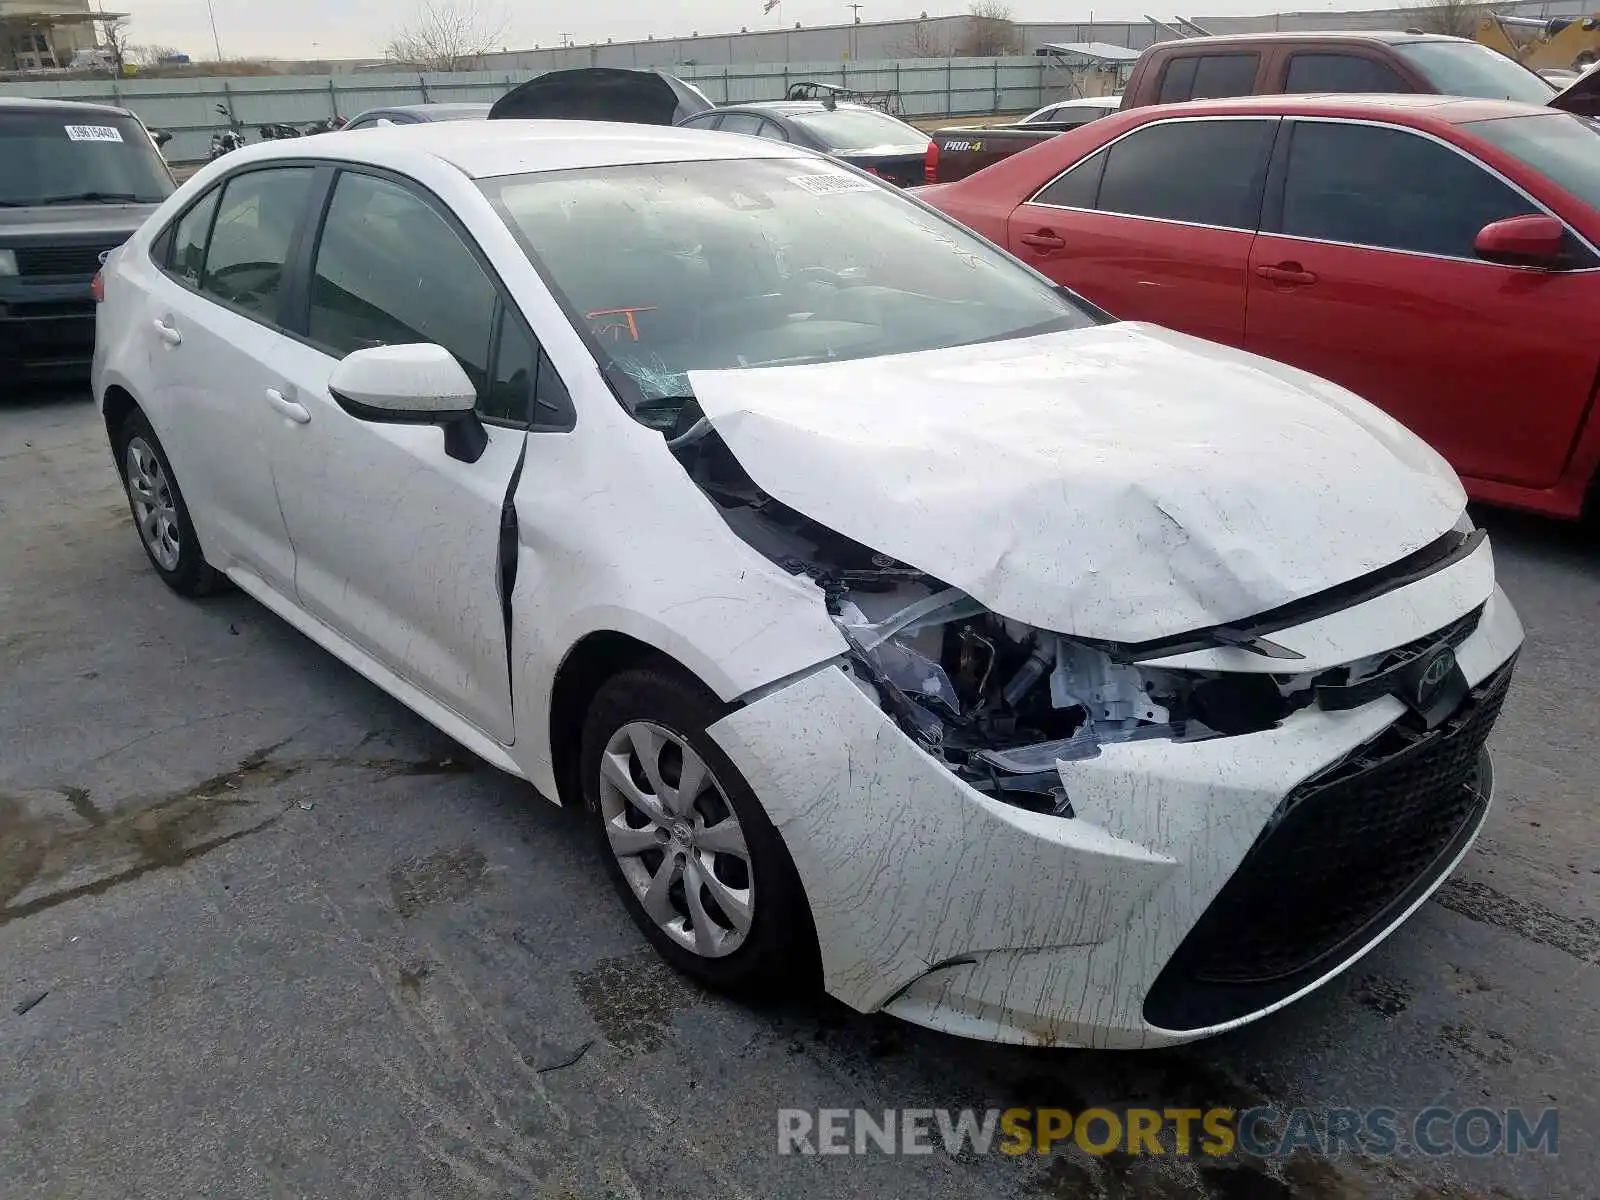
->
[1,390,1595,1199]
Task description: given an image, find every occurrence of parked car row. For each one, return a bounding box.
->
[926,30,1599,182]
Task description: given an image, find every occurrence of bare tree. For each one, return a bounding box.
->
[386,0,507,72]
[955,1,1024,57]
[1401,0,1484,40]
[888,20,955,59]
[131,44,183,67]
[97,16,131,75]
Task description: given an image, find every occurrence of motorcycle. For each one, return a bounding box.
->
[301,116,348,135]
[207,103,247,161]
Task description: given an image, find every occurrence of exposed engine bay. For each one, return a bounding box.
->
[665,412,1472,815]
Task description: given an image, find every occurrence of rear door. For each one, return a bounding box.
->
[140,165,318,593]
[1006,116,1277,346]
[1245,117,1600,488]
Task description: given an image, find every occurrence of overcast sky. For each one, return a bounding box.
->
[123,0,1352,62]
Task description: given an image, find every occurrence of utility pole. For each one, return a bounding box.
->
[205,0,224,61]
[847,2,863,60]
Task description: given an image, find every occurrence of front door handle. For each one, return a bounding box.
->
[265,387,311,425]
[1256,263,1319,286]
[153,319,182,346]
[1019,230,1067,251]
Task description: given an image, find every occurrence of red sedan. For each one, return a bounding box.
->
[918,93,1600,521]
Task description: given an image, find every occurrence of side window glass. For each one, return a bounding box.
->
[488,309,577,430]
[1033,148,1108,209]
[486,308,535,424]
[1192,54,1260,99]
[169,187,220,285]
[718,113,765,136]
[1280,122,1536,259]
[756,119,791,142]
[1097,119,1274,229]
[308,171,497,398]
[1159,54,1258,103]
[199,167,315,321]
[1284,53,1411,94]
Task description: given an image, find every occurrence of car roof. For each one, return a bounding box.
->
[1039,96,1122,108]
[234,118,801,178]
[1151,30,1465,47]
[0,95,134,119]
[1131,92,1554,125]
[380,103,493,120]
[727,101,890,117]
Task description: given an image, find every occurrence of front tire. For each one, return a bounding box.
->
[580,664,818,996]
[114,409,219,597]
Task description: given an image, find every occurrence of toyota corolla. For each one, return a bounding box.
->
[91,121,1523,1048]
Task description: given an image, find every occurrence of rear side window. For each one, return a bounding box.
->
[1284,53,1411,94]
[169,189,220,286]
[1096,119,1275,229]
[308,170,497,400]
[199,167,315,322]
[1158,54,1259,103]
[1277,121,1536,259]
[718,113,765,136]
[1033,148,1108,209]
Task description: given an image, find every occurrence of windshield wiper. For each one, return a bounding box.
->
[31,191,147,205]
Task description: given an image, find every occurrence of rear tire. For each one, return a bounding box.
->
[114,409,219,597]
[580,664,819,997]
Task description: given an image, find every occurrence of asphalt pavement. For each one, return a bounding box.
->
[2,390,1595,1199]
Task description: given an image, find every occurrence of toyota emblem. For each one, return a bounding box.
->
[1414,647,1456,707]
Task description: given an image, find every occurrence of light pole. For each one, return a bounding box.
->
[205,0,223,61]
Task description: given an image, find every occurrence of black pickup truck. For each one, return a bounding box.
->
[924,95,1120,184]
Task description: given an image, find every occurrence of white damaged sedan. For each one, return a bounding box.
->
[93,120,1522,1048]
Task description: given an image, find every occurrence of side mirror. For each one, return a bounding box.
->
[1474,214,1565,268]
[328,344,487,462]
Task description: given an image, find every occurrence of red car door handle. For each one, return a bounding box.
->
[1019,230,1066,250]
[1256,263,1318,285]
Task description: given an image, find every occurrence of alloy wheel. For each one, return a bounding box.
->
[125,436,181,572]
[597,720,754,958]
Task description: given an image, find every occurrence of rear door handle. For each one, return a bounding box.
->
[1256,263,1318,286]
[265,387,311,425]
[1019,230,1066,250]
[153,319,182,346]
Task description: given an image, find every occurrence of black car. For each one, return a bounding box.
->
[675,100,933,188]
[489,68,931,186]
[343,103,492,131]
[0,97,175,386]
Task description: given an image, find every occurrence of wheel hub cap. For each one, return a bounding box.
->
[597,720,755,959]
[125,437,181,572]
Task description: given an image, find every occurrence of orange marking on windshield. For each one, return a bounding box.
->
[587,306,657,342]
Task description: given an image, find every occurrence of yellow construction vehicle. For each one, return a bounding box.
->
[1477,11,1600,73]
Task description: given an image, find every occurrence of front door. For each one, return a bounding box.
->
[1006,116,1277,347]
[1245,118,1600,489]
[261,168,532,743]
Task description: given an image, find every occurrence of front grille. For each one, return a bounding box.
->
[1144,659,1513,1031]
[14,243,120,278]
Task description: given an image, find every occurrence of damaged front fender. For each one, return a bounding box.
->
[707,664,1177,1013]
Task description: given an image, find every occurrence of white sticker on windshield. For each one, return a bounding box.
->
[64,124,124,143]
[788,173,874,196]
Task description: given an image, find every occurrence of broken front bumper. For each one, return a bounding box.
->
[707,585,1523,1048]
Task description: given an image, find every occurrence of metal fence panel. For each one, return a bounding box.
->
[0,56,1049,161]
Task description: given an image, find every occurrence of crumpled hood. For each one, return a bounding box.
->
[687,323,1467,644]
